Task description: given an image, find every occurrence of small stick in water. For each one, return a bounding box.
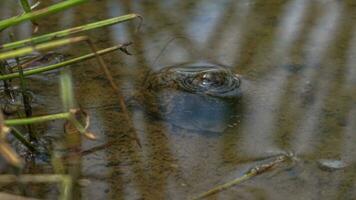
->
[191,153,295,200]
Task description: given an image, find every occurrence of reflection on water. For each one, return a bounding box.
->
[1,0,356,199]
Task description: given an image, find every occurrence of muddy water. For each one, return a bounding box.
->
[1,0,356,199]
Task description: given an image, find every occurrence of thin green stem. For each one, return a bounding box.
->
[60,175,73,200]
[0,0,87,32]
[60,68,75,112]
[4,112,71,126]
[0,14,139,50]
[0,36,88,60]
[9,33,36,141]
[19,0,39,31]
[19,0,32,13]
[10,127,38,153]
[0,44,126,80]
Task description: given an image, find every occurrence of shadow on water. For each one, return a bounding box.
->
[1,0,356,199]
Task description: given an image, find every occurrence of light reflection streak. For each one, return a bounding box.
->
[107,1,129,42]
[239,0,308,156]
[15,22,32,40]
[216,0,254,65]
[304,1,342,68]
[291,82,330,154]
[186,2,224,45]
[341,105,356,163]
[240,70,289,156]
[0,2,16,43]
[344,27,356,88]
[272,0,309,63]
[339,26,356,162]
[292,1,343,155]
[58,9,75,28]
[81,114,109,200]
[334,103,356,200]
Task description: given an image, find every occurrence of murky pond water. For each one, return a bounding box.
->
[1,0,356,199]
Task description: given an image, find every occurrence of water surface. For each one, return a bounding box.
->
[1,0,356,199]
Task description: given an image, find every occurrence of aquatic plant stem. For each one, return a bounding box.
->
[0,36,88,60]
[0,44,128,80]
[0,0,87,32]
[0,14,140,50]
[10,127,38,153]
[2,36,137,142]
[9,33,36,141]
[60,68,75,112]
[4,112,71,126]
[19,0,32,13]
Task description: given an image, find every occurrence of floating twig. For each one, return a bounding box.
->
[191,153,295,200]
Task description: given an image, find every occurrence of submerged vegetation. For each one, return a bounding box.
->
[0,1,140,199]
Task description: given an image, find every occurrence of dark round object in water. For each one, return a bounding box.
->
[142,62,242,133]
[146,62,241,98]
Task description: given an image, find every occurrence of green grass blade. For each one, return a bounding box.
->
[0,44,125,80]
[0,36,88,60]
[4,112,71,126]
[60,68,75,111]
[0,0,87,32]
[0,14,139,50]
[19,0,32,13]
